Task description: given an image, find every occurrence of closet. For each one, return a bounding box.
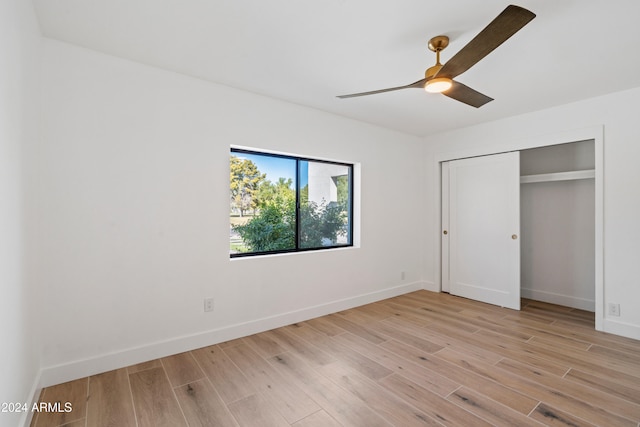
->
[520,140,595,311]
[441,139,595,312]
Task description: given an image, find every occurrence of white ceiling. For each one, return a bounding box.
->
[32,0,640,137]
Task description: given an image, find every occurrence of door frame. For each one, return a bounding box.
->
[433,126,604,331]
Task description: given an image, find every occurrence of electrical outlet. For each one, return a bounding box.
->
[608,303,620,317]
[204,297,215,313]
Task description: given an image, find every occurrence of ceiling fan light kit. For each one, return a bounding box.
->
[424,77,453,93]
[337,4,536,107]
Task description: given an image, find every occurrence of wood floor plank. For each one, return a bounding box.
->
[263,326,336,367]
[424,298,511,323]
[478,314,594,351]
[522,330,592,352]
[496,357,640,421]
[58,420,86,427]
[129,367,186,427]
[86,368,136,427]
[161,351,204,387]
[453,302,513,320]
[174,379,239,427]
[428,324,572,377]
[550,318,640,361]
[291,410,343,427]
[375,302,441,329]
[551,325,640,355]
[302,317,345,337]
[217,338,245,348]
[367,318,444,354]
[393,294,464,315]
[191,344,255,404]
[267,352,392,427]
[505,312,640,353]
[386,296,460,318]
[287,322,394,381]
[380,339,539,415]
[525,306,595,328]
[378,306,434,333]
[530,402,599,427]
[510,330,640,378]
[318,361,443,426]
[524,299,578,313]
[435,347,638,427]
[355,301,400,321]
[378,374,494,427]
[126,359,162,375]
[383,301,481,334]
[398,292,509,322]
[384,317,503,364]
[588,342,640,364]
[565,368,640,404]
[332,331,460,397]
[568,307,596,320]
[458,314,535,341]
[222,343,320,423]
[502,311,556,327]
[227,394,289,427]
[323,313,389,344]
[34,378,87,427]
[446,386,544,427]
[243,331,288,358]
[332,307,388,326]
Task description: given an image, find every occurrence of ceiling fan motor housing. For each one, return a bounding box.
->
[425,64,443,79]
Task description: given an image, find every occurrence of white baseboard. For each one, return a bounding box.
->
[422,281,439,292]
[39,281,425,388]
[603,318,640,341]
[521,287,595,312]
[19,371,42,427]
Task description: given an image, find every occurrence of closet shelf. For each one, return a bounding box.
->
[520,169,595,184]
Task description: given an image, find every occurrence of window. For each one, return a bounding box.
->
[230,148,353,257]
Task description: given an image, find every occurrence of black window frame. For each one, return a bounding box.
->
[230,148,354,258]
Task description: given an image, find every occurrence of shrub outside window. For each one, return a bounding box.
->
[230,149,353,257]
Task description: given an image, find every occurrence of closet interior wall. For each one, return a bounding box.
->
[520,140,596,311]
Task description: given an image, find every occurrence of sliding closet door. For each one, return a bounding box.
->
[448,152,521,310]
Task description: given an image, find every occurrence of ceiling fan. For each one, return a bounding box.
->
[337,4,535,107]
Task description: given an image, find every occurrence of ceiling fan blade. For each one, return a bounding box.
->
[443,80,493,108]
[337,79,425,98]
[437,5,535,79]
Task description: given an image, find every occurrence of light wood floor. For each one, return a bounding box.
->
[31,291,640,427]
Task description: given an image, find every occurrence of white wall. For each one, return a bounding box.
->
[38,39,427,385]
[423,87,640,340]
[520,179,595,309]
[0,1,42,426]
